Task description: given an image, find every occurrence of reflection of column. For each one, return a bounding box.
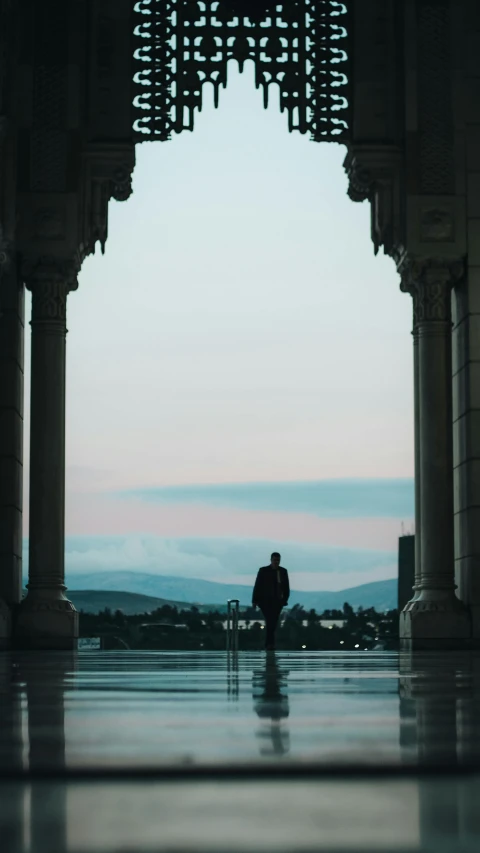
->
[22,653,75,853]
[456,655,480,838]
[399,652,470,847]
[398,695,417,758]
[400,261,470,646]
[399,652,461,765]
[0,653,25,852]
[253,653,289,756]
[16,261,78,649]
[0,259,24,646]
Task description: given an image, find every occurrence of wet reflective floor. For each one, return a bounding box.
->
[1,650,480,851]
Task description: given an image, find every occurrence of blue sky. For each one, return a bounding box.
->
[22,66,414,591]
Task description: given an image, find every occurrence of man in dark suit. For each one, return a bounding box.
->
[252,552,290,651]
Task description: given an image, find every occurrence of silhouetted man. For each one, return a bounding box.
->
[252,553,290,651]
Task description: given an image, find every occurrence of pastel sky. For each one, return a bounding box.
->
[23,66,414,591]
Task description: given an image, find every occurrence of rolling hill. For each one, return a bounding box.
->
[68,590,186,615]
[62,573,398,613]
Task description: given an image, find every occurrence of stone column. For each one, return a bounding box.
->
[451,0,480,646]
[401,283,422,604]
[400,260,470,647]
[0,257,24,646]
[0,0,22,647]
[412,315,421,596]
[16,261,78,649]
[452,192,480,640]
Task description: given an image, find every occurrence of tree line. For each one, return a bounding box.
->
[79,602,399,651]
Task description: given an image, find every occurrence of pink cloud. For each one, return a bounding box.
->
[63,493,408,552]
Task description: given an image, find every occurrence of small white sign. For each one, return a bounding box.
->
[78,637,101,650]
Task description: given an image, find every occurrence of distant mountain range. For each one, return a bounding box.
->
[68,590,186,616]
[59,572,397,613]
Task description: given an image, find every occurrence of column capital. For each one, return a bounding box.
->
[399,256,465,290]
[399,256,465,326]
[22,256,79,328]
[22,255,80,292]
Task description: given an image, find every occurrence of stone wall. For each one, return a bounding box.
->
[0,0,23,622]
[452,0,480,638]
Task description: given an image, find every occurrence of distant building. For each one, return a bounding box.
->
[398,535,415,612]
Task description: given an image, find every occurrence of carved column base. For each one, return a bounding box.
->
[400,592,471,649]
[15,590,78,650]
[0,598,12,649]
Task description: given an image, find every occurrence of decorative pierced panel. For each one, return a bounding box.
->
[417,0,455,195]
[0,0,15,117]
[132,0,351,143]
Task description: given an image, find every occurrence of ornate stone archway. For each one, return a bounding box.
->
[0,0,479,649]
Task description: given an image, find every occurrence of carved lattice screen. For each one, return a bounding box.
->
[132,0,351,143]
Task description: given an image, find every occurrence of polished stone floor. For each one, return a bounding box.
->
[1,650,480,852]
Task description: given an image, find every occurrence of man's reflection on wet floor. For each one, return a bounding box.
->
[252,652,290,756]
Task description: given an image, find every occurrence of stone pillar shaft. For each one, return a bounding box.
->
[28,280,67,594]
[16,265,78,650]
[0,264,24,607]
[416,273,455,598]
[399,287,421,603]
[413,312,421,597]
[0,260,24,646]
[400,261,470,646]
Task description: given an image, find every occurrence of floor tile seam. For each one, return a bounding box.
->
[1,762,480,782]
